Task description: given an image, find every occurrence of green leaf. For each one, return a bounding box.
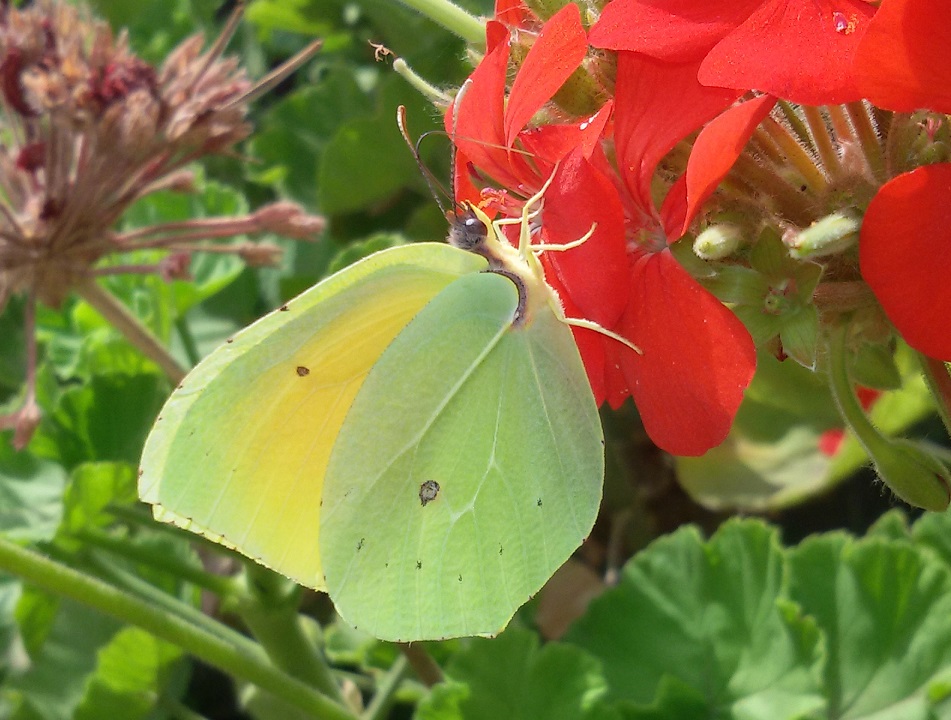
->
[676,420,831,511]
[317,75,433,214]
[416,682,470,720]
[248,69,371,204]
[6,599,122,720]
[779,305,819,369]
[56,463,137,551]
[733,305,784,346]
[788,534,951,719]
[0,572,21,681]
[318,118,418,214]
[0,438,67,542]
[73,627,183,720]
[246,0,340,37]
[750,229,796,279]
[326,233,403,275]
[909,511,951,577]
[566,520,825,719]
[702,266,769,306]
[31,374,167,470]
[416,626,610,720]
[88,0,221,62]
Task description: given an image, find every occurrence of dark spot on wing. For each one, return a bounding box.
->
[280,304,289,312]
[296,365,310,377]
[458,574,462,582]
[226,338,234,344]
[536,498,542,507]
[416,560,422,570]
[356,537,365,551]
[418,480,440,506]
[499,544,503,556]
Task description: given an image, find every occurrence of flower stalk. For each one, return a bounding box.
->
[828,323,950,511]
[396,0,485,45]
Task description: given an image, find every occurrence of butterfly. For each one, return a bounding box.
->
[138,106,635,642]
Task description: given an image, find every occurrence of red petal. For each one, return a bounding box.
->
[680,94,776,234]
[451,26,531,192]
[614,52,739,214]
[859,164,951,360]
[518,100,613,164]
[505,4,588,146]
[540,150,628,326]
[698,0,874,105]
[854,0,951,114]
[589,0,761,61]
[618,250,755,456]
[495,0,530,27]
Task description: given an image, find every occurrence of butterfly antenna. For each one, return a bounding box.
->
[447,79,475,216]
[397,105,450,218]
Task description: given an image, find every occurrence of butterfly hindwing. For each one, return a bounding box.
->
[320,270,603,641]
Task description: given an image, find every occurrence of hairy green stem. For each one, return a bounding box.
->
[82,549,254,655]
[919,353,951,440]
[845,101,885,182]
[396,0,485,45]
[75,276,187,383]
[79,528,236,596]
[393,59,453,105]
[0,537,357,720]
[828,325,950,511]
[238,563,346,705]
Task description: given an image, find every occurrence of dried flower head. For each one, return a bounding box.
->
[0,1,324,448]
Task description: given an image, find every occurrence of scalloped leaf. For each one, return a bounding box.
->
[566,520,825,719]
[416,627,613,720]
[788,534,951,718]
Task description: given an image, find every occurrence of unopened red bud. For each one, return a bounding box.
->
[253,202,325,238]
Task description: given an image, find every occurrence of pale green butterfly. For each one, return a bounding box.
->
[139,112,638,642]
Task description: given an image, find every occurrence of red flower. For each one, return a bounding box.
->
[560,52,759,456]
[853,0,951,361]
[854,0,951,113]
[449,5,607,199]
[859,165,951,360]
[450,12,761,455]
[589,0,875,105]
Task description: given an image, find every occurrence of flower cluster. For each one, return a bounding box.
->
[0,1,324,448]
[447,0,951,471]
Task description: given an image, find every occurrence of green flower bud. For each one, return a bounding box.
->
[694,223,743,260]
[789,210,861,259]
